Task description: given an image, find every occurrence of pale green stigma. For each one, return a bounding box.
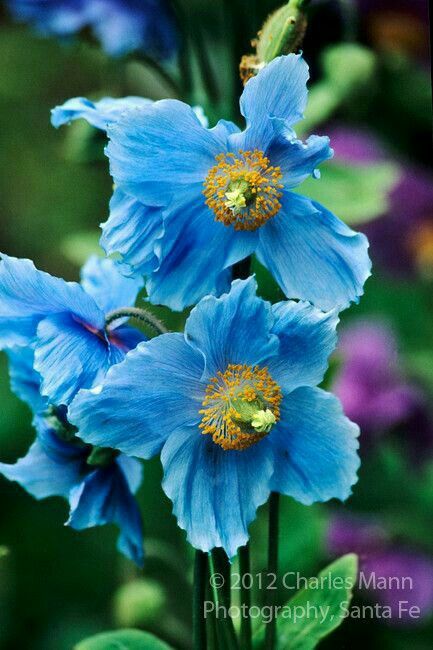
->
[224,179,252,214]
[251,409,277,433]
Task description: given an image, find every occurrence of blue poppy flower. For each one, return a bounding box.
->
[7,0,178,59]
[86,53,371,311]
[0,347,145,566]
[69,277,360,557]
[0,254,144,405]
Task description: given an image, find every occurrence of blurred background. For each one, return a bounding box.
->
[0,0,432,648]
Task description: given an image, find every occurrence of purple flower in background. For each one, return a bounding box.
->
[329,127,433,278]
[327,514,433,624]
[7,0,178,59]
[334,321,421,435]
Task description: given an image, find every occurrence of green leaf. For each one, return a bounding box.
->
[298,161,400,225]
[254,554,358,650]
[75,629,173,650]
[61,230,103,266]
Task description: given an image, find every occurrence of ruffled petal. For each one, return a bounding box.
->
[267,131,334,188]
[69,333,205,458]
[184,277,279,379]
[80,255,143,314]
[146,192,257,311]
[5,347,48,414]
[161,426,274,557]
[100,188,163,278]
[257,192,372,311]
[0,424,85,500]
[270,387,360,504]
[267,301,338,393]
[34,313,110,405]
[51,96,152,131]
[0,254,103,349]
[106,100,229,206]
[239,54,309,150]
[67,458,144,566]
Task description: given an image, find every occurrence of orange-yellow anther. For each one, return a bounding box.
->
[203,150,284,231]
[199,364,282,451]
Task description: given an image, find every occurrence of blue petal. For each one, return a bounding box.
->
[0,254,103,349]
[69,334,205,458]
[239,54,309,149]
[100,188,163,277]
[51,96,152,131]
[67,458,144,566]
[256,192,372,311]
[0,423,85,500]
[185,277,279,380]
[5,347,48,414]
[80,255,143,314]
[270,387,360,504]
[107,324,146,366]
[106,100,228,206]
[146,191,257,311]
[267,301,339,393]
[34,312,110,405]
[267,131,334,188]
[161,426,274,557]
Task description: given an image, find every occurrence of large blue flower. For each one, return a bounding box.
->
[7,0,177,59]
[0,254,144,405]
[69,277,360,557]
[76,54,371,311]
[0,348,144,565]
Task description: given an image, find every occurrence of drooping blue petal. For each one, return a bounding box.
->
[51,96,152,131]
[0,254,103,349]
[5,347,48,414]
[239,54,309,150]
[67,457,144,566]
[267,301,339,393]
[100,188,163,278]
[185,277,279,379]
[256,192,372,311]
[270,387,360,503]
[161,426,274,557]
[0,422,86,500]
[34,312,110,405]
[106,100,228,206]
[80,255,143,314]
[267,131,334,188]
[145,191,257,311]
[69,334,205,458]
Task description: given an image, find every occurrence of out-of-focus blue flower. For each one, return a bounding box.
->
[327,514,433,624]
[329,127,433,278]
[0,349,144,565]
[65,54,371,312]
[7,0,178,59]
[69,277,360,557]
[0,254,144,405]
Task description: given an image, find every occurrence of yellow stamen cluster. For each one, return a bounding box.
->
[199,364,282,451]
[203,150,284,231]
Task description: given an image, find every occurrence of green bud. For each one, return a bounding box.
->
[114,579,166,628]
[256,1,308,64]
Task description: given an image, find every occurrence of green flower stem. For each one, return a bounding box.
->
[239,544,252,650]
[212,548,231,605]
[193,551,208,650]
[105,307,168,337]
[265,492,280,650]
[209,553,239,650]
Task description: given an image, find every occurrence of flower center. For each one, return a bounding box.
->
[199,364,282,450]
[203,150,284,231]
